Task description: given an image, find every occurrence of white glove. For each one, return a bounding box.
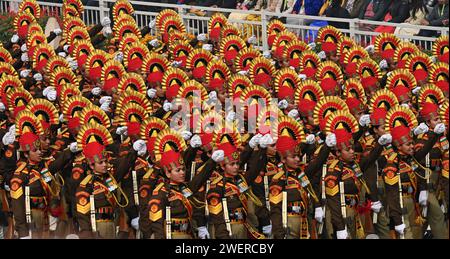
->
[20,69,31,78]
[298,74,307,80]
[394,223,405,235]
[2,131,15,146]
[116,126,128,136]
[412,86,421,95]
[262,50,271,59]
[202,44,213,52]
[314,207,324,223]
[371,201,382,213]
[287,109,299,119]
[21,44,27,52]
[238,70,248,76]
[181,130,193,141]
[379,59,388,70]
[431,55,437,64]
[318,51,326,60]
[270,60,276,66]
[11,34,19,43]
[100,101,110,112]
[163,101,172,112]
[114,51,124,62]
[247,35,257,45]
[197,33,207,42]
[69,142,79,153]
[43,86,53,96]
[259,134,274,148]
[33,73,43,81]
[208,91,218,101]
[434,123,446,134]
[262,225,272,236]
[19,235,32,239]
[211,150,225,163]
[365,45,375,54]
[226,111,236,122]
[401,103,410,109]
[0,102,5,112]
[149,39,160,48]
[58,52,67,58]
[419,191,428,206]
[103,26,112,37]
[307,42,316,50]
[172,60,183,68]
[378,133,392,146]
[68,59,78,70]
[414,122,429,136]
[59,114,65,123]
[278,99,289,110]
[190,134,202,148]
[197,226,210,239]
[336,229,348,239]
[289,66,296,70]
[53,28,62,36]
[130,217,139,230]
[359,114,371,127]
[147,88,157,98]
[63,44,70,52]
[325,133,337,148]
[9,124,15,134]
[249,133,262,149]
[306,134,316,145]
[133,139,147,156]
[65,234,80,239]
[46,88,57,101]
[91,87,102,96]
[99,96,112,105]
[101,17,111,27]
[149,19,156,29]
[21,52,29,62]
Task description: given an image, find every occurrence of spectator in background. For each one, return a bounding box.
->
[324,0,351,29]
[357,0,392,31]
[386,0,410,23]
[417,0,449,36]
[394,0,429,36]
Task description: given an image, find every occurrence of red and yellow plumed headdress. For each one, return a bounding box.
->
[26,31,47,58]
[271,30,297,60]
[374,33,400,60]
[124,41,149,73]
[283,39,311,68]
[206,59,231,92]
[116,90,152,115]
[155,9,178,32]
[14,11,36,39]
[18,0,41,18]
[357,57,381,93]
[220,35,246,63]
[274,67,300,102]
[64,0,84,16]
[433,35,449,64]
[32,43,55,72]
[162,67,188,102]
[76,123,113,164]
[276,115,305,157]
[439,101,449,129]
[6,87,33,117]
[62,95,91,130]
[208,13,228,42]
[0,62,18,78]
[114,13,135,29]
[27,21,43,37]
[141,117,169,153]
[101,59,126,94]
[45,55,70,74]
[72,39,93,68]
[117,73,147,96]
[15,110,43,152]
[79,104,111,128]
[317,26,343,53]
[369,89,399,126]
[194,110,224,151]
[299,50,321,79]
[50,66,79,95]
[169,40,193,67]
[118,102,150,136]
[343,45,368,76]
[177,79,208,104]
[235,47,261,72]
[325,110,359,150]
[59,83,80,104]
[385,105,418,146]
[405,52,432,83]
[0,75,23,106]
[221,24,241,39]
[337,36,355,64]
[154,128,187,170]
[63,16,85,39]
[313,96,348,130]
[213,125,242,164]
[62,5,80,18]
[85,49,111,81]
[240,85,272,121]
[165,30,189,45]
[115,20,142,43]
[315,61,343,96]
[295,79,324,117]
[26,98,58,132]
[394,41,419,69]
[142,53,170,85]
[257,107,279,136]
[343,78,367,106]
[67,26,90,51]
[227,74,253,100]
[186,49,213,80]
[0,47,13,63]
[429,62,449,95]
[386,69,416,102]
[417,84,445,109]
[112,0,134,20]
[119,33,140,53]
[249,57,275,87]
[267,19,286,48]
[161,16,186,43]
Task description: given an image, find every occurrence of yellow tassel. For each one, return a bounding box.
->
[415,215,425,226]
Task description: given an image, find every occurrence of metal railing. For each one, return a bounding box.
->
[1,0,447,51]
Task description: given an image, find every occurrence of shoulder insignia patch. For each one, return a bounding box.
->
[149,200,162,222]
[76,192,90,214]
[384,170,399,185]
[269,185,283,204]
[325,179,339,196]
[10,178,23,199]
[207,192,222,215]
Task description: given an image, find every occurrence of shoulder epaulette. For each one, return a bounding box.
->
[272,170,284,181]
[80,174,93,187]
[152,182,165,195]
[142,167,154,179]
[211,174,223,186]
[15,162,27,174]
[387,152,397,163]
[329,159,339,172]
